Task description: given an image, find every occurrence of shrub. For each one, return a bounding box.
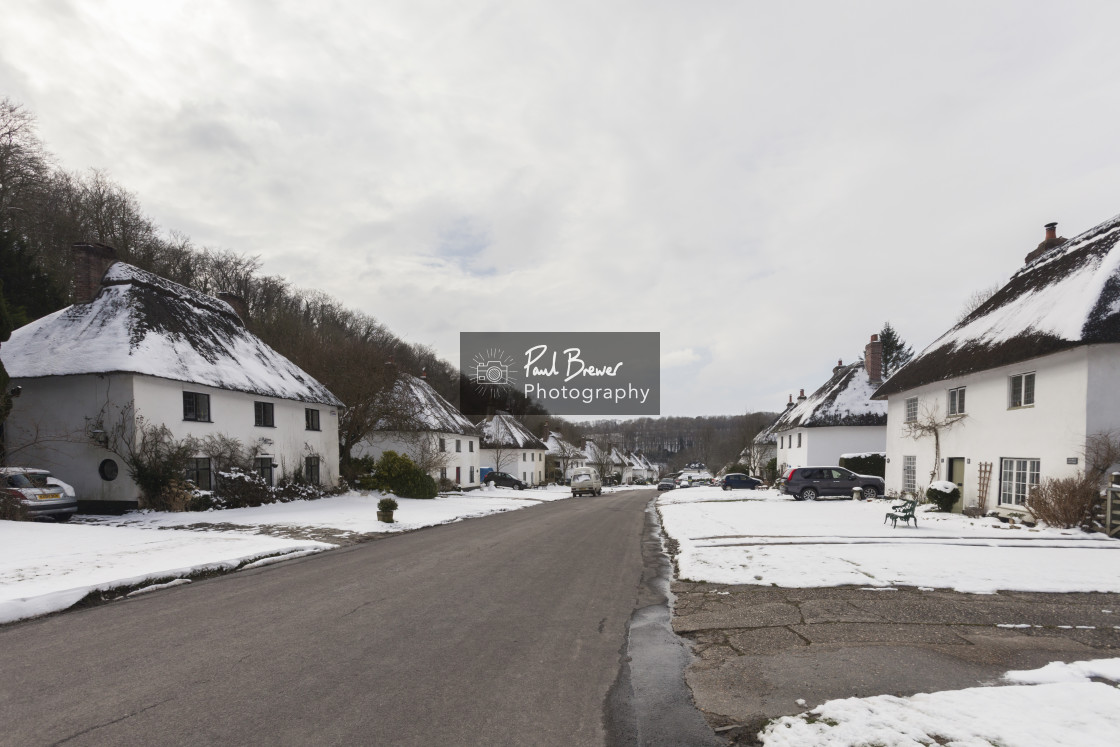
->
[839,453,886,478]
[438,477,458,492]
[213,468,274,509]
[362,451,438,499]
[0,491,29,521]
[1029,474,1102,530]
[926,482,960,512]
[378,497,398,512]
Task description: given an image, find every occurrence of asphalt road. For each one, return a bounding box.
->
[0,490,676,747]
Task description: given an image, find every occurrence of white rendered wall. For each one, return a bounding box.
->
[132,377,340,485]
[358,431,481,486]
[479,447,548,484]
[775,426,883,473]
[883,347,1090,508]
[5,373,140,505]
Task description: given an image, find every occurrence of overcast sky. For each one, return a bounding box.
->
[4,1,1120,417]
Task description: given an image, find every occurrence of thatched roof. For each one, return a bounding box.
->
[875,212,1120,398]
[772,361,887,431]
[2,262,341,405]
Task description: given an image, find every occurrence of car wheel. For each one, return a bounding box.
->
[516,484,524,491]
[800,488,818,501]
[862,486,878,500]
[55,513,73,522]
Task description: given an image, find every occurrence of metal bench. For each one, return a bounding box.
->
[885,498,918,528]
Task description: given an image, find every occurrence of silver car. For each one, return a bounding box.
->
[1,467,79,521]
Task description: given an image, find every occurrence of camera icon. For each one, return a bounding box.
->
[476,361,510,385]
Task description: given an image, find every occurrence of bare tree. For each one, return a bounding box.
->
[902,404,965,483]
[956,283,1002,323]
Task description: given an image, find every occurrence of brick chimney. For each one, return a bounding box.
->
[1025,221,1066,265]
[785,395,794,410]
[217,292,249,323]
[796,388,806,403]
[865,334,883,385]
[833,358,844,374]
[72,243,118,304]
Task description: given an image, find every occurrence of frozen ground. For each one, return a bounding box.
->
[0,484,632,624]
[759,657,1120,747]
[658,486,1120,593]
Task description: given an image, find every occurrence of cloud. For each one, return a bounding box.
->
[4,1,1120,416]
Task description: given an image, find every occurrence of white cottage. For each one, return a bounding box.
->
[356,373,480,488]
[543,431,589,481]
[477,411,548,485]
[1,248,342,512]
[773,336,888,475]
[874,216,1120,517]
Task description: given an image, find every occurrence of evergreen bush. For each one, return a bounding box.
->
[362,451,438,499]
[926,482,960,512]
[378,497,398,512]
[839,453,885,478]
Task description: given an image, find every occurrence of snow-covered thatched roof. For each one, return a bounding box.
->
[376,374,477,436]
[772,361,886,431]
[2,262,341,406]
[875,212,1120,398]
[477,411,547,450]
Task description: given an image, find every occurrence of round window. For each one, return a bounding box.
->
[99,458,119,481]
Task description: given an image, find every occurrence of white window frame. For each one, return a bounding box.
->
[948,387,966,416]
[1000,458,1040,505]
[905,397,918,423]
[1009,372,1036,409]
[902,455,916,493]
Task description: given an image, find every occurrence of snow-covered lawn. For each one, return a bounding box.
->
[759,658,1120,747]
[0,483,611,625]
[658,486,1120,593]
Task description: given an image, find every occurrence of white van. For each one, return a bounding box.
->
[570,467,603,497]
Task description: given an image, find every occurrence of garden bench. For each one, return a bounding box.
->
[884,498,918,528]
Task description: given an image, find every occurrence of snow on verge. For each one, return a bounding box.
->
[0,521,331,625]
[760,658,1120,747]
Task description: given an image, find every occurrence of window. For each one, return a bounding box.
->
[254,401,275,427]
[1009,373,1036,408]
[439,438,447,452]
[948,387,966,416]
[305,456,321,486]
[255,457,274,486]
[523,453,527,462]
[440,467,447,480]
[183,392,211,422]
[905,397,918,423]
[185,458,212,491]
[796,433,802,448]
[1000,458,1040,505]
[469,440,474,452]
[456,439,461,453]
[305,408,321,431]
[469,466,475,483]
[903,455,916,493]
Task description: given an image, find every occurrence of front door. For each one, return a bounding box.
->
[948,458,965,509]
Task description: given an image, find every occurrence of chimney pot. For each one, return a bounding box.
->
[1045,222,1057,241]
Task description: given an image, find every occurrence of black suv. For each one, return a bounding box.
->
[482,471,526,490]
[781,467,883,501]
[721,473,762,490]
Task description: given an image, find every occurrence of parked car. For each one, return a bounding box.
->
[721,473,762,490]
[657,478,676,491]
[482,471,526,490]
[781,466,883,501]
[1,467,79,521]
[570,467,602,496]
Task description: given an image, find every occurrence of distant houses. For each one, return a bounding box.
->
[772,335,887,475]
[356,373,481,488]
[873,215,1120,517]
[1,245,342,512]
[477,411,547,485]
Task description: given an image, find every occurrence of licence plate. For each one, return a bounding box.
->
[38,492,62,500]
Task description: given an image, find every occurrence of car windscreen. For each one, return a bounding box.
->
[572,474,591,483]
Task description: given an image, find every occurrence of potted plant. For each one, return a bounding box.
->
[377,496,398,523]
